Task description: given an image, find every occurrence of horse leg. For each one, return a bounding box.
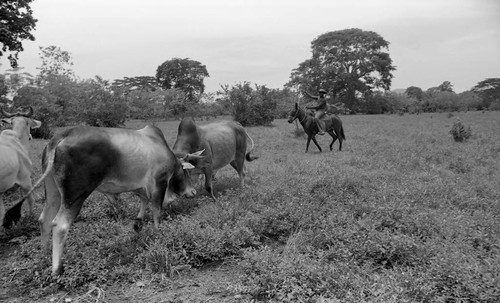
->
[328,131,338,151]
[336,126,343,151]
[311,136,322,152]
[305,136,312,153]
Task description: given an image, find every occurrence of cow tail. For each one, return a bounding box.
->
[245,132,259,162]
[3,144,57,229]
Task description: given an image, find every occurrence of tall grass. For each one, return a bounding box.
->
[1,111,499,302]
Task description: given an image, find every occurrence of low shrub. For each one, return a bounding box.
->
[449,118,472,142]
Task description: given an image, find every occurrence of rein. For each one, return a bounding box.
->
[291,108,307,123]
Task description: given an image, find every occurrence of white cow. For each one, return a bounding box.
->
[1,106,41,229]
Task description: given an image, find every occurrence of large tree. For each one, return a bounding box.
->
[0,0,37,68]
[156,58,209,101]
[287,28,395,110]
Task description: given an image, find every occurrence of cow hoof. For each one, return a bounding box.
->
[53,265,64,276]
[133,219,144,232]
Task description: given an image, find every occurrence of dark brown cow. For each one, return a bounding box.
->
[5,125,202,275]
[172,118,258,200]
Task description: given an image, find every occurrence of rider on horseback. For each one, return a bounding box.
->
[303,88,328,135]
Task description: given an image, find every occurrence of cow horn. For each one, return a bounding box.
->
[0,106,16,118]
[18,106,33,117]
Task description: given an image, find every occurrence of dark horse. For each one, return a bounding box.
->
[288,103,346,153]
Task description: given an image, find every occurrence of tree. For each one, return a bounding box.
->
[37,45,75,82]
[1,66,35,97]
[0,0,37,68]
[438,81,454,93]
[472,78,500,109]
[112,76,161,93]
[13,86,62,138]
[405,86,423,101]
[287,28,395,110]
[156,58,209,101]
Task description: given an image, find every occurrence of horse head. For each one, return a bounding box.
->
[287,103,301,123]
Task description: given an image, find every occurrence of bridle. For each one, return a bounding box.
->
[289,107,307,123]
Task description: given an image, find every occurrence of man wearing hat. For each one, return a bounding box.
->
[303,88,328,135]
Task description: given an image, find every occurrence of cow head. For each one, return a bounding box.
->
[1,106,41,142]
[164,150,205,205]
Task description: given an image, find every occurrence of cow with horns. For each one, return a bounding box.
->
[1,106,41,229]
[4,124,203,275]
[172,117,258,200]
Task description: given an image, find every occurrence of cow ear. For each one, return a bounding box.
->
[182,162,195,170]
[30,119,42,129]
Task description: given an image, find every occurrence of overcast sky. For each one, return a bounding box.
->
[1,0,499,93]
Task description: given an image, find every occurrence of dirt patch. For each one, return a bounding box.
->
[105,262,248,303]
[1,257,250,303]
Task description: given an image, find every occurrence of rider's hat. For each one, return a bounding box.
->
[318,89,327,94]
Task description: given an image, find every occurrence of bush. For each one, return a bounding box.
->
[13,86,63,139]
[450,118,472,142]
[74,79,128,127]
[218,82,276,126]
[489,99,500,111]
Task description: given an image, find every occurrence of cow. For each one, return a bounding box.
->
[4,125,203,275]
[1,106,41,229]
[172,117,258,200]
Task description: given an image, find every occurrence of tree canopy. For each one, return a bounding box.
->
[112,76,161,93]
[0,0,37,68]
[472,78,500,109]
[155,58,209,101]
[37,45,75,82]
[405,86,423,101]
[287,28,396,110]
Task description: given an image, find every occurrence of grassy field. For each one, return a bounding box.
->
[1,111,499,302]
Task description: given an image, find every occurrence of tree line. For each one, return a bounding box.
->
[1,0,499,137]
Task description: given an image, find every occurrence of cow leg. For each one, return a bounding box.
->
[230,159,246,187]
[134,196,148,232]
[0,197,5,233]
[51,199,83,275]
[39,173,61,252]
[311,136,322,152]
[150,192,164,230]
[203,169,216,200]
[50,173,94,275]
[19,182,35,216]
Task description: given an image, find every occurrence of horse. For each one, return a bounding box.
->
[287,102,345,153]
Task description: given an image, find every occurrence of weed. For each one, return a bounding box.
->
[450,118,472,142]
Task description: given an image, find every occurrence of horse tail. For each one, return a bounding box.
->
[3,144,56,228]
[245,132,259,162]
[340,125,346,140]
